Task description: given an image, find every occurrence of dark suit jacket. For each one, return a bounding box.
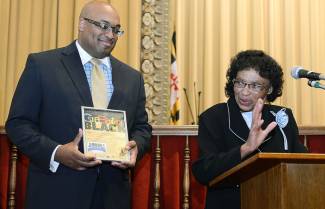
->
[192,97,307,209]
[5,41,152,209]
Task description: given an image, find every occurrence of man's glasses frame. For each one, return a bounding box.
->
[83,17,124,37]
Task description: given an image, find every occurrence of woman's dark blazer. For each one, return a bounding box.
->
[192,97,307,209]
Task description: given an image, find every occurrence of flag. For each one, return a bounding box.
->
[170,31,180,124]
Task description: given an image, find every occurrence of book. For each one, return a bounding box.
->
[81,106,130,162]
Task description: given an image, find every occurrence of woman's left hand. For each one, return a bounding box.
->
[240,98,277,158]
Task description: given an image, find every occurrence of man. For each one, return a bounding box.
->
[5,1,151,209]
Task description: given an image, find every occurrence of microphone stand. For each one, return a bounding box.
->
[183,88,196,124]
[308,80,325,90]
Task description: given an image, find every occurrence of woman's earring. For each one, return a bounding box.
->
[267,86,273,95]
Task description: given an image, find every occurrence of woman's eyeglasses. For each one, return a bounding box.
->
[232,79,268,93]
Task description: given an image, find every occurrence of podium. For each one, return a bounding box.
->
[209,153,325,209]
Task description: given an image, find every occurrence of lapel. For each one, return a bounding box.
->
[108,56,126,109]
[227,97,275,143]
[227,97,250,142]
[61,41,93,107]
[261,103,277,140]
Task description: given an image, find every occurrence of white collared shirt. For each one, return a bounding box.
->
[75,40,111,67]
[241,111,253,129]
[49,41,113,172]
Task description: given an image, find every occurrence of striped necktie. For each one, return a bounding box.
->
[91,58,108,108]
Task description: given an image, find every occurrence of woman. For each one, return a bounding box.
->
[192,50,307,209]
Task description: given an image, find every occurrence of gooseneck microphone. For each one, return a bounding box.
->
[291,66,325,80]
[308,80,325,90]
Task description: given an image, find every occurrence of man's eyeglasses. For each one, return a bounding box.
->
[232,79,268,93]
[83,17,124,37]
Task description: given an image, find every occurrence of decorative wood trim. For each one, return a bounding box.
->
[153,136,161,209]
[151,125,325,136]
[2,126,325,136]
[140,0,170,125]
[298,126,325,135]
[8,145,17,209]
[152,125,198,136]
[183,136,190,209]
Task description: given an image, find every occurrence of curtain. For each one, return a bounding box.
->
[174,0,325,126]
[0,0,141,126]
[1,0,325,126]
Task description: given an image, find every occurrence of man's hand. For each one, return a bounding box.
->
[240,98,277,159]
[54,128,102,170]
[111,140,138,169]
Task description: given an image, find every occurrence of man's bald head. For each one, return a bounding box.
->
[79,1,119,21]
[78,1,121,58]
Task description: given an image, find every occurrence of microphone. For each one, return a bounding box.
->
[291,66,325,80]
[308,80,325,90]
